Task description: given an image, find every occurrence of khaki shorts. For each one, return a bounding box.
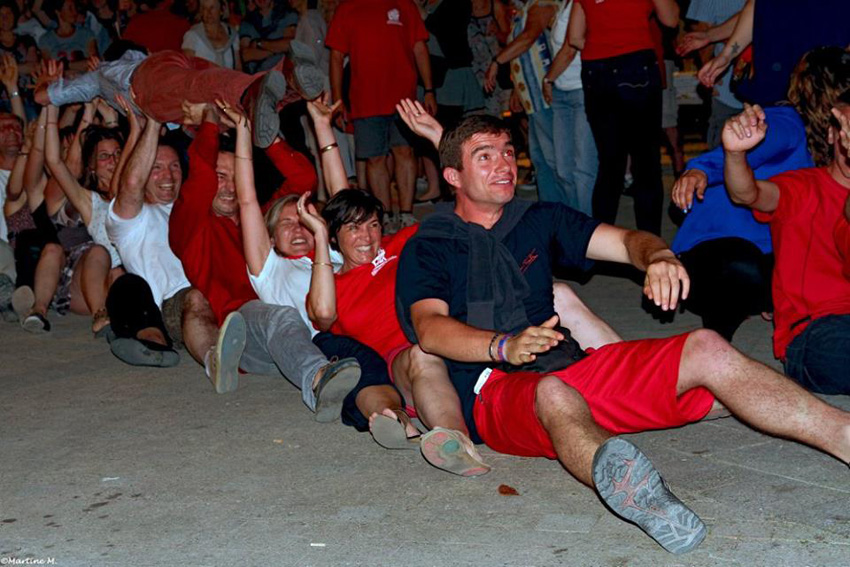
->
[161,286,191,349]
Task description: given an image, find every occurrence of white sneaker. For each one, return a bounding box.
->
[398,212,418,229]
[382,213,400,235]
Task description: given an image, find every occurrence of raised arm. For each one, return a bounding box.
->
[586,225,689,311]
[115,111,161,219]
[306,93,348,197]
[6,121,36,202]
[396,98,443,149]
[0,54,25,124]
[64,102,95,180]
[44,104,93,224]
[301,192,337,330]
[218,100,271,277]
[109,94,141,200]
[698,0,754,87]
[722,103,779,212]
[485,3,558,92]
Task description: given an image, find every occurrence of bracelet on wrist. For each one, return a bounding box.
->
[312,262,333,268]
[234,155,252,160]
[497,333,513,363]
[488,333,500,362]
[423,88,435,94]
[319,142,338,154]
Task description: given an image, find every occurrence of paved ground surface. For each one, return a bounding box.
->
[2,189,850,567]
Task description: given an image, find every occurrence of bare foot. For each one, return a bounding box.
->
[136,326,169,346]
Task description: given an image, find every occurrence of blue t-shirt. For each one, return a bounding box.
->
[38,26,95,61]
[671,106,813,255]
[396,200,600,442]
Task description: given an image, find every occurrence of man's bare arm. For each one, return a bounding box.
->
[114,115,161,219]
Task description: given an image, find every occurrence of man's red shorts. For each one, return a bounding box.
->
[472,333,715,459]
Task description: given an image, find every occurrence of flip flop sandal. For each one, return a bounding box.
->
[370,413,421,450]
[420,427,491,477]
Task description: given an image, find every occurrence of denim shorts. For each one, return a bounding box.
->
[353,114,416,159]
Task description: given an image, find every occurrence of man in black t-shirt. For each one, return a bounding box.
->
[396,114,850,555]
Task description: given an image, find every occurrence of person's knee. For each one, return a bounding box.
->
[182,289,213,319]
[84,245,111,267]
[405,345,446,382]
[682,329,739,376]
[366,155,387,168]
[391,145,413,160]
[534,376,588,421]
[40,242,63,261]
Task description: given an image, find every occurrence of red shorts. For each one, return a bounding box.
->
[472,333,714,459]
[384,341,418,418]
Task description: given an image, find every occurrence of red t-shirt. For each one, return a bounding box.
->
[325,0,428,119]
[576,0,655,61]
[123,8,191,53]
[755,167,850,359]
[329,225,418,360]
[169,122,257,325]
[835,215,850,281]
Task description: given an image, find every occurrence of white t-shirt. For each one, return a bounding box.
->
[182,23,240,70]
[550,0,583,92]
[0,169,9,242]
[106,200,190,307]
[249,249,343,337]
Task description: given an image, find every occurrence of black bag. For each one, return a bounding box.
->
[502,325,587,374]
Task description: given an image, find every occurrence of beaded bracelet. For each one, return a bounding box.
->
[487,333,500,362]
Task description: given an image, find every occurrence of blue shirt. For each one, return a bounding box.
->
[672,106,813,254]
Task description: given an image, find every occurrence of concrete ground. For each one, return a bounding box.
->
[2,191,850,567]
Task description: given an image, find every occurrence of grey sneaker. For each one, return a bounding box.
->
[241,70,287,148]
[382,213,399,235]
[312,357,360,422]
[592,437,706,554]
[420,427,491,477]
[289,40,325,101]
[398,212,418,230]
[208,311,247,394]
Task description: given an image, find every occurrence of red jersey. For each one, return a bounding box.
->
[576,0,655,61]
[755,167,850,359]
[169,122,257,325]
[329,225,418,359]
[325,0,429,119]
[262,139,317,212]
[123,9,191,53]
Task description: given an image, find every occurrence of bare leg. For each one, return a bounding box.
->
[366,155,391,210]
[664,126,686,175]
[31,243,64,316]
[392,144,416,213]
[419,156,441,201]
[677,329,850,463]
[357,385,419,438]
[391,344,468,434]
[356,159,367,190]
[553,282,622,350]
[181,289,218,365]
[69,245,112,319]
[535,376,611,485]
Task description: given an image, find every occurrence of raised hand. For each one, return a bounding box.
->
[698,53,731,87]
[0,53,19,91]
[396,98,443,148]
[295,191,327,236]
[676,31,710,56]
[671,169,709,211]
[216,98,249,131]
[502,315,564,366]
[86,55,101,73]
[643,252,690,311]
[33,59,63,106]
[115,93,142,133]
[306,92,342,126]
[722,103,767,154]
[181,100,210,126]
[94,96,119,126]
[484,61,499,93]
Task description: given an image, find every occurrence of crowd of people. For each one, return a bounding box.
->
[0,0,849,556]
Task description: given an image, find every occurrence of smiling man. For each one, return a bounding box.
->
[396,114,850,554]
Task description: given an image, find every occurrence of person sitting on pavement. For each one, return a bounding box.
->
[670,46,850,341]
[395,113,850,555]
[722,96,850,395]
[104,105,240,395]
[167,99,358,418]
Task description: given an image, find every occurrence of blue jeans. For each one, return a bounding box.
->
[528,107,562,204]
[784,314,850,395]
[551,87,598,214]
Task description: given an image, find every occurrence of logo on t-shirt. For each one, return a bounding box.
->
[371,248,397,276]
[519,248,539,274]
[387,8,402,26]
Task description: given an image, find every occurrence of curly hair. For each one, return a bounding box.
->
[787,46,850,166]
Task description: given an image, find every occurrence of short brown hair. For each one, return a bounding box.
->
[438,115,511,171]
